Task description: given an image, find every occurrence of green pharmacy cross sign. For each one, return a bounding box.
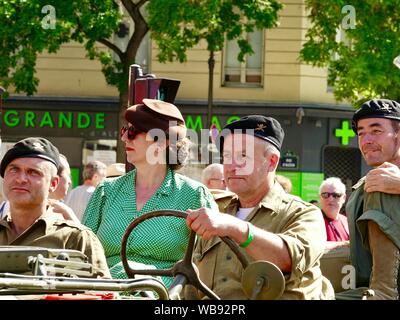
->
[335,120,355,145]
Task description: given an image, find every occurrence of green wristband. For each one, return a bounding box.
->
[239,222,254,248]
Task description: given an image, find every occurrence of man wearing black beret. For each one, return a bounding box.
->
[0,137,110,278]
[185,115,334,300]
[344,99,400,300]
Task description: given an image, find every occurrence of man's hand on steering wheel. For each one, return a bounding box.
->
[186,208,248,243]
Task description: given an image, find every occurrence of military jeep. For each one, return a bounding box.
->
[0,210,348,300]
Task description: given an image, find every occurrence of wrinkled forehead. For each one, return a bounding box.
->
[222,133,259,153]
[357,117,394,130]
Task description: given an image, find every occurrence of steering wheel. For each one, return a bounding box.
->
[120,209,249,300]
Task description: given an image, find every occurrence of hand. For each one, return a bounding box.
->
[48,199,81,223]
[364,162,400,194]
[186,208,246,241]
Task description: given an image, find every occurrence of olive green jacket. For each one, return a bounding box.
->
[0,209,110,278]
[185,182,334,300]
[346,177,400,287]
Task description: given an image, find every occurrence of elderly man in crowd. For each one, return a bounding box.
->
[0,137,110,278]
[344,99,400,300]
[319,177,349,249]
[185,115,334,300]
[201,163,226,191]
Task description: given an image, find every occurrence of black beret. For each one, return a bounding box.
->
[0,137,60,177]
[125,99,186,139]
[219,115,285,151]
[352,99,400,132]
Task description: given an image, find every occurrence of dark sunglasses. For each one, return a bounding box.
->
[120,125,142,140]
[320,192,343,199]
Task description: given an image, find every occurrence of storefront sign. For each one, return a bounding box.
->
[335,120,356,145]
[185,115,240,131]
[276,171,301,196]
[3,110,105,129]
[279,151,299,170]
[1,108,118,139]
[301,172,324,202]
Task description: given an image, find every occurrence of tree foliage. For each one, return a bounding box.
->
[147,0,282,63]
[0,0,152,98]
[300,0,400,106]
[0,0,122,95]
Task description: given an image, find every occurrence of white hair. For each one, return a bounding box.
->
[263,140,280,158]
[201,163,224,184]
[319,177,346,194]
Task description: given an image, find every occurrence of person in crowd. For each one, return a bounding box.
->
[1,153,79,223]
[0,197,9,219]
[0,137,110,278]
[184,115,334,299]
[48,154,80,223]
[318,177,349,249]
[201,163,226,190]
[64,160,107,221]
[343,99,400,300]
[106,163,126,178]
[275,174,292,193]
[82,99,217,287]
[49,154,72,201]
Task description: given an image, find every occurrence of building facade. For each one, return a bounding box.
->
[0,0,366,200]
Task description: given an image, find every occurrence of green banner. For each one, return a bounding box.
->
[276,171,301,196]
[301,172,324,202]
[277,171,324,202]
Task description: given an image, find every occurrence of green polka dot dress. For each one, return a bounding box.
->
[82,167,217,287]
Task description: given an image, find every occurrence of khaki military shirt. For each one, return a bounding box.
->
[346,177,400,287]
[0,209,110,278]
[185,183,334,300]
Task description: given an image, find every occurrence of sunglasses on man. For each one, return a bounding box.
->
[320,192,343,199]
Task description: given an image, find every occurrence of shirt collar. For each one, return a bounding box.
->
[157,167,174,196]
[224,181,285,214]
[0,206,60,232]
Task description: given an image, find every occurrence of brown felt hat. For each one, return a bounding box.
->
[125,99,186,139]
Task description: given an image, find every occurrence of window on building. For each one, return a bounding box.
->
[222,29,264,87]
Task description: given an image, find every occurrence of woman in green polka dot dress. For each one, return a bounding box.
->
[82,99,217,287]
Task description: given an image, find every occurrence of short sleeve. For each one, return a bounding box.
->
[277,204,326,281]
[73,228,111,279]
[194,186,219,211]
[357,209,400,250]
